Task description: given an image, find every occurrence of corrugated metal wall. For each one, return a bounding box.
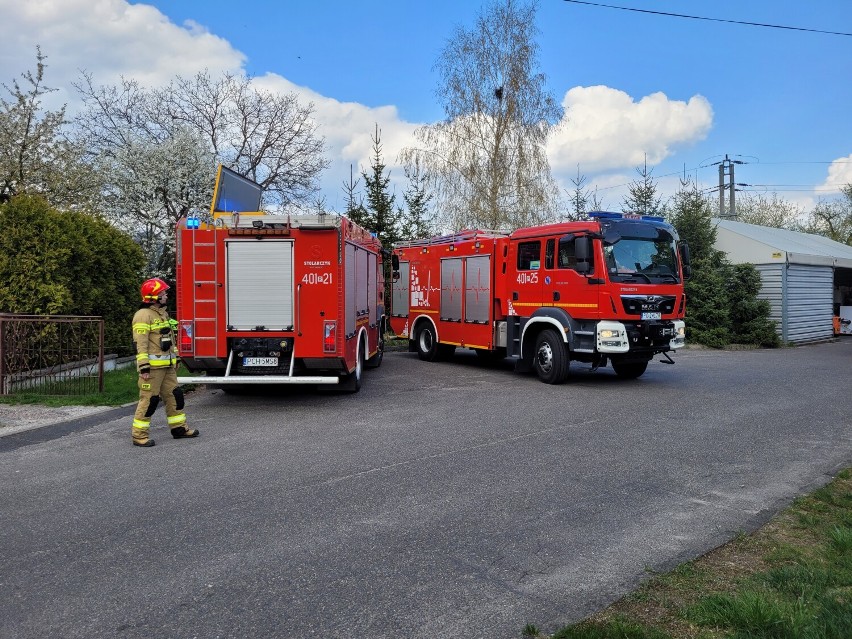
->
[786,264,833,342]
[756,263,833,343]
[755,264,783,330]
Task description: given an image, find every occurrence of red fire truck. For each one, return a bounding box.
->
[175,166,385,391]
[389,212,690,383]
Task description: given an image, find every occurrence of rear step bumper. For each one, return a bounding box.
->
[177,375,339,385]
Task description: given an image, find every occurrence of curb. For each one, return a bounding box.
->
[0,404,136,453]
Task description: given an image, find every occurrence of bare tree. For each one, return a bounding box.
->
[73,71,329,278]
[75,71,328,208]
[401,0,562,231]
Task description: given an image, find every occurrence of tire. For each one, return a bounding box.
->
[532,328,569,384]
[611,360,648,379]
[366,336,384,369]
[343,338,365,392]
[416,323,441,362]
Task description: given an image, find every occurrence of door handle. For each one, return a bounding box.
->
[512,291,519,301]
[553,291,560,302]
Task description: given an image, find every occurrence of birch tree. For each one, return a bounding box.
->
[401,0,562,231]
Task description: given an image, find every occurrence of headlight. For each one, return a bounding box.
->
[597,321,629,353]
[670,320,686,349]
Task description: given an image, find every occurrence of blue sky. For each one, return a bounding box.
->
[2,0,851,215]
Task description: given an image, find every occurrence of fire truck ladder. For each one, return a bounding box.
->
[394,229,508,249]
[191,227,219,357]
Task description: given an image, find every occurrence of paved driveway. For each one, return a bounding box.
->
[1,341,851,638]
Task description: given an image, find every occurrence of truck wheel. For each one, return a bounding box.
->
[533,329,569,384]
[416,324,440,362]
[342,338,365,392]
[366,335,383,368]
[611,360,647,379]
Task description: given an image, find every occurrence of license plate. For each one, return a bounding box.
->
[243,357,278,367]
[641,312,662,320]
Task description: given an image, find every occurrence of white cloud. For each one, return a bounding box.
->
[820,154,852,194]
[254,74,421,210]
[0,2,720,213]
[0,0,244,109]
[0,0,417,209]
[547,86,714,176]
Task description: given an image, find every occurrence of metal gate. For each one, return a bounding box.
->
[0,314,105,395]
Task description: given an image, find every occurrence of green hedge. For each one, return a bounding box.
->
[0,195,145,355]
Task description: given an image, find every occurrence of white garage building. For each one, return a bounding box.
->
[714,219,852,343]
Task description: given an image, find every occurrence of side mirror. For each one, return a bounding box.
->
[574,236,591,274]
[679,242,691,280]
[391,254,400,281]
[574,236,590,261]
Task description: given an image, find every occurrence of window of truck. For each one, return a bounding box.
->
[604,236,679,283]
[517,241,541,270]
[558,236,595,273]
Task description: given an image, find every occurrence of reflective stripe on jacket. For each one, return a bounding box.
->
[132,306,178,371]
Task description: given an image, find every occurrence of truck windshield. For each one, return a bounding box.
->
[604,236,679,283]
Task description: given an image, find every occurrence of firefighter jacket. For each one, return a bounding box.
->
[132,305,179,373]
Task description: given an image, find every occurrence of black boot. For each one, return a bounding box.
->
[171,426,199,439]
[132,427,155,447]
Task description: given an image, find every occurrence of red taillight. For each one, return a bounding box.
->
[323,320,337,353]
[179,320,193,353]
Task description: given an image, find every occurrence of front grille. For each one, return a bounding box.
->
[621,295,677,315]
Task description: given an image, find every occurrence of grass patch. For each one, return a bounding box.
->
[533,468,852,639]
[0,364,197,407]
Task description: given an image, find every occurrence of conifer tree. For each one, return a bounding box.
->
[401,162,434,240]
[360,124,401,248]
[622,154,663,216]
[668,178,777,347]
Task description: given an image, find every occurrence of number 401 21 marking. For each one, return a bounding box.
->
[301,273,333,285]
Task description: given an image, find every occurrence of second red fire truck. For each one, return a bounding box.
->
[389,212,690,383]
[175,166,385,391]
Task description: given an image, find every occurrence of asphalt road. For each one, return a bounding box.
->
[1,341,851,638]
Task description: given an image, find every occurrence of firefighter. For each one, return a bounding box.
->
[131,278,199,447]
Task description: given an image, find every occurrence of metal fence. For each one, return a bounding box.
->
[0,314,104,396]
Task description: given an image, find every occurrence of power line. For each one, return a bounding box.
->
[562,0,852,37]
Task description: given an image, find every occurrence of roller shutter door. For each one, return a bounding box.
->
[226,240,293,330]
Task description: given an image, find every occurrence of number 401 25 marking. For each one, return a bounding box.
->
[516,272,538,285]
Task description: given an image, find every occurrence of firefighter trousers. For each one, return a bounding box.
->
[131,367,186,444]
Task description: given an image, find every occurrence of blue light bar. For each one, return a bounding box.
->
[587,211,665,222]
[586,211,623,219]
[186,217,200,229]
